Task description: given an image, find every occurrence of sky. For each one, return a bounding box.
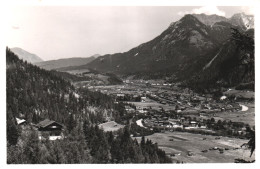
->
[6,6,254,61]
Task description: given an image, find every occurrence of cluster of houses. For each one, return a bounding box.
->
[140,114,207,131]
[16,118,64,141]
[147,90,242,113]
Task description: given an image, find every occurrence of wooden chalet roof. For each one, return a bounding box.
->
[37,119,63,128]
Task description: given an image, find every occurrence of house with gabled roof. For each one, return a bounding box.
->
[37,119,64,140]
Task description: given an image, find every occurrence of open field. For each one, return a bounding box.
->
[134,131,255,163]
[128,98,176,111]
[98,121,125,132]
[224,90,254,99]
[214,102,255,127]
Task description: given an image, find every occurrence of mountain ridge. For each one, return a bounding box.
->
[10,47,43,63]
[82,13,254,81]
[193,13,254,30]
[66,14,229,79]
[35,55,98,70]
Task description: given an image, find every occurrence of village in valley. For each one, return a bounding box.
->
[12,72,255,163]
[83,79,255,163]
[7,6,255,164]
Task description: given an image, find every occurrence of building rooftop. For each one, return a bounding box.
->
[16,118,26,125]
[37,119,63,128]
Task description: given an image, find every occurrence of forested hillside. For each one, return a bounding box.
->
[6,48,171,164]
[7,48,114,125]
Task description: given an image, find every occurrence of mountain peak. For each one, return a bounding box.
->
[192,13,228,26]
[181,14,199,22]
[230,13,254,30]
[10,47,43,63]
[231,12,252,18]
[92,54,101,58]
[169,14,204,29]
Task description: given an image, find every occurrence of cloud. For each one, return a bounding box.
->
[241,6,254,15]
[177,11,190,16]
[178,6,226,16]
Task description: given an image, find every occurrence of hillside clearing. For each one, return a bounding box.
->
[98,121,125,132]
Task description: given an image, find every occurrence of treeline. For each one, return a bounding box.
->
[7,122,171,164]
[7,47,78,124]
[7,47,117,130]
[83,122,171,163]
[6,47,133,144]
[7,125,93,164]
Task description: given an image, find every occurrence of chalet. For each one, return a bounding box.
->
[37,119,64,140]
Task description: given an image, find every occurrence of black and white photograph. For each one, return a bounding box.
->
[3,0,258,165]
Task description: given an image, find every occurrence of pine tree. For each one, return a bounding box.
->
[67,113,76,133]
[7,110,19,145]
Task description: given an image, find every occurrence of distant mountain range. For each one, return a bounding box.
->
[10,47,43,63]
[10,12,254,90]
[35,54,99,70]
[61,13,254,88]
[10,47,100,70]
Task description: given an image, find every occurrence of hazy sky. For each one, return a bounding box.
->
[7,6,254,61]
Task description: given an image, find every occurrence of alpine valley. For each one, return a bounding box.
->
[7,11,255,164]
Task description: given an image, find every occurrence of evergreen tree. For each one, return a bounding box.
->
[7,109,19,145]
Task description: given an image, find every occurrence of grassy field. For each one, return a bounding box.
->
[98,121,125,132]
[223,90,254,99]
[128,98,176,111]
[214,102,255,127]
[134,131,255,163]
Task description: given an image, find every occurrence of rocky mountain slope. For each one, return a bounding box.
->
[229,13,254,30]
[10,47,43,63]
[193,13,254,30]
[192,14,229,26]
